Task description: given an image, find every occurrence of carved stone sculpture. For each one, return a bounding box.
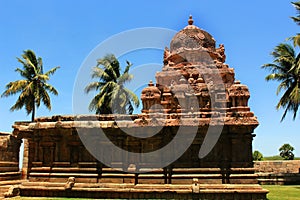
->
[64,177,75,190]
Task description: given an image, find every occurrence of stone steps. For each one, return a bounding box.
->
[0,180,23,198]
[0,172,21,181]
[0,185,11,199]
[28,166,258,184]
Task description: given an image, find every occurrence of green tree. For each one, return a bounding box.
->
[253,150,264,161]
[1,50,59,121]
[262,43,300,121]
[85,54,139,114]
[263,1,300,121]
[279,143,295,160]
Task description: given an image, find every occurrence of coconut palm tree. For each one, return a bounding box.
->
[1,50,60,121]
[262,43,300,121]
[85,54,139,114]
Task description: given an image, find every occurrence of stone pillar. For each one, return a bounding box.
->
[22,139,29,179]
[230,136,238,163]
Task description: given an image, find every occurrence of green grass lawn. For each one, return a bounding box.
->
[263,185,300,200]
[8,185,300,200]
[263,156,300,160]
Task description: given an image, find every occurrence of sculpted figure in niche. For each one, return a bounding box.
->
[163,47,170,65]
[217,44,226,63]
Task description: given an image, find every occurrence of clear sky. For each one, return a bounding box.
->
[0,0,299,157]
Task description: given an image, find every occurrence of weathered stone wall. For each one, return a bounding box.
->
[254,161,300,174]
[12,115,258,184]
[0,132,22,181]
[0,132,21,163]
[254,161,300,185]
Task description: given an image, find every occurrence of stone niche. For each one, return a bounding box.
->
[12,16,268,199]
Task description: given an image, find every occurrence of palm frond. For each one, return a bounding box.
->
[262,63,287,73]
[97,54,121,81]
[118,73,133,85]
[124,61,133,74]
[35,74,50,81]
[263,42,300,121]
[292,1,300,25]
[43,83,59,96]
[24,57,37,73]
[39,88,51,110]
[265,73,288,82]
[91,66,111,81]
[85,82,100,93]
[44,66,60,77]
[123,88,140,107]
[288,34,300,47]
[37,57,43,73]
[276,79,292,95]
[1,80,28,97]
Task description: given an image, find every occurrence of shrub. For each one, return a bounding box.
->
[253,150,264,161]
[279,144,295,160]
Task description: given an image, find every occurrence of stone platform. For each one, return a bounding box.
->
[17,182,268,200]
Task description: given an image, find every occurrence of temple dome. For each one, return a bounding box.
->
[141,80,161,100]
[170,16,216,53]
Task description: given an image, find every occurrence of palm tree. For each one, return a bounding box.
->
[85,54,139,114]
[1,50,60,121]
[262,43,300,121]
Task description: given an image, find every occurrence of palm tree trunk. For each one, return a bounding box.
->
[31,97,35,122]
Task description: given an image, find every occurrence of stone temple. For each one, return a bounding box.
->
[1,16,268,199]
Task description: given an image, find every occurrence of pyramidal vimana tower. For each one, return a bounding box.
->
[6,16,268,199]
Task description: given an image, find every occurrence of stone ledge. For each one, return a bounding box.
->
[13,114,259,130]
[16,183,268,199]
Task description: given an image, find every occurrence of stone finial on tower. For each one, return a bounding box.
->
[188,15,194,25]
[148,80,154,86]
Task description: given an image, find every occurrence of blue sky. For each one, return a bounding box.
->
[0,0,299,157]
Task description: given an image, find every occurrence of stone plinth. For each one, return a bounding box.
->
[18,182,268,200]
